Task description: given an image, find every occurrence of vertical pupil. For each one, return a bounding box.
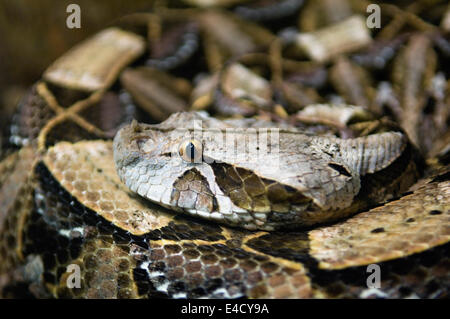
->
[186,142,195,161]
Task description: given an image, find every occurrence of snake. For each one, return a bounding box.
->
[113,110,417,231]
[0,1,449,299]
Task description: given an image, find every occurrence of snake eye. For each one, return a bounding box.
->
[179,139,202,163]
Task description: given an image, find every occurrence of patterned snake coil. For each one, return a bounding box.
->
[0,0,449,298]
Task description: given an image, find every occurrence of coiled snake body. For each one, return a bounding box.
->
[0,1,449,299]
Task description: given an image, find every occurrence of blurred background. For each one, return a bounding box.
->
[0,0,448,150]
[0,0,154,127]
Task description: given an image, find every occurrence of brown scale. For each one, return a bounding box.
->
[10,85,56,147]
[60,237,138,299]
[211,163,310,214]
[0,148,35,288]
[137,240,311,298]
[0,181,32,285]
[171,168,218,213]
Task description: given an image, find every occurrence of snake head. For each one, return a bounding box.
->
[113,112,411,230]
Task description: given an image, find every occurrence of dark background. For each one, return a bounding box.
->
[0,0,154,125]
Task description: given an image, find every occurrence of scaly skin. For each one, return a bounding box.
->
[113,110,416,230]
[0,1,448,299]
